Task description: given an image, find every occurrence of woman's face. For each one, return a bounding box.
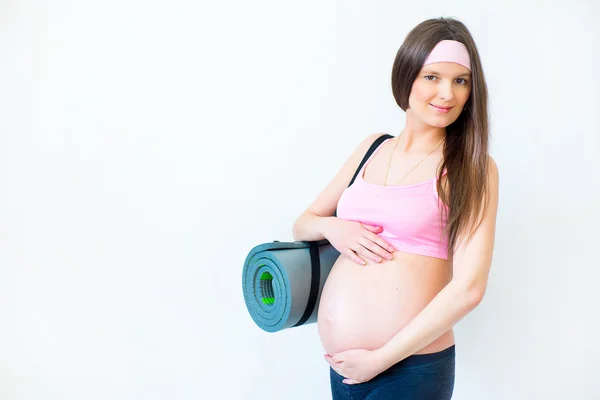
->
[407,62,472,128]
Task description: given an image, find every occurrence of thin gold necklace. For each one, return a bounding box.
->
[383,133,445,186]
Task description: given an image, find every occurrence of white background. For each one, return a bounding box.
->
[1,1,599,399]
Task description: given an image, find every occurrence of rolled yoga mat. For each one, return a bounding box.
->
[242,239,340,332]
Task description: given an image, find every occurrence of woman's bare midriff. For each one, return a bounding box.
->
[317,250,455,357]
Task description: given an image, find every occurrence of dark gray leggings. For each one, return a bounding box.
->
[329,345,455,400]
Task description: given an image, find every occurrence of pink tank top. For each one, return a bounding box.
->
[336,137,450,260]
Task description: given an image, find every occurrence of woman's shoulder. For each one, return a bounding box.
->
[487,155,499,190]
[335,132,391,168]
[352,132,392,155]
[487,155,498,174]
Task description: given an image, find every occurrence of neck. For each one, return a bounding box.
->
[398,113,446,153]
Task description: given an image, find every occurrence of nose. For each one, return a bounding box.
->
[437,81,455,101]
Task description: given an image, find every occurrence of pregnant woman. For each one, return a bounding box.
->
[292,17,499,400]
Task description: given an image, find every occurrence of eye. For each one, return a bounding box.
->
[456,78,469,85]
[424,75,438,81]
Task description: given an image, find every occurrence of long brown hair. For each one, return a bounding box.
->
[391,17,490,259]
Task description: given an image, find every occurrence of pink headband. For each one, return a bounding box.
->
[423,40,471,71]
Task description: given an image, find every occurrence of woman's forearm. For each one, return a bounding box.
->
[292,212,334,242]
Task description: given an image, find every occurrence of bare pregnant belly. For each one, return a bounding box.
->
[317,251,455,356]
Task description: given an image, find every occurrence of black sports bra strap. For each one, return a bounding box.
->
[333,133,394,217]
[347,134,394,187]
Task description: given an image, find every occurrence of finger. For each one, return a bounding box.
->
[361,223,383,233]
[362,234,395,256]
[324,354,337,366]
[324,355,333,368]
[329,364,346,378]
[345,249,366,266]
[364,234,395,258]
[331,354,345,364]
[355,241,384,263]
[356,240,384,262]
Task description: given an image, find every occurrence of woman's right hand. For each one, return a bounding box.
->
[322,217,395,265]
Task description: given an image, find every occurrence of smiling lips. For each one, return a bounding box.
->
[429,103,453,113]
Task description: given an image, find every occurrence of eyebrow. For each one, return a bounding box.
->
[422,70,471,78]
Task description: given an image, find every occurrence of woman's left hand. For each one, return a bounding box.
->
[324,348,388,385]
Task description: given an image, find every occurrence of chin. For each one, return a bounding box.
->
[424,118,453,129]
[429,113,461,127]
